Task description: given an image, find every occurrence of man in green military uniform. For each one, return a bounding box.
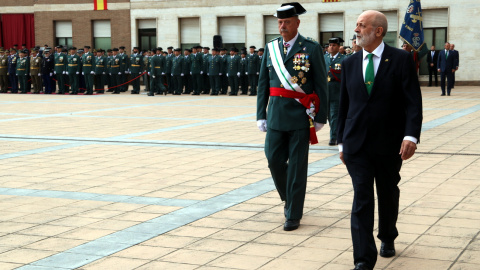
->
[165,46,174,93]
[190,46,203,95]
[257,2,328,231]
[16,50,30,93]
[148,47,167,96]
[171,48,184,95]
[110,48,121,94]
[202,47,211,94]
[129,47,143,94]
[226,47,240,96]
[246,45,260,96]
[324,37,346,145]
[143,50,151,93]
[118,46,129,92]
[66,47,81,94]
[105,49,113,91]
[30,48,43,93]
[0,49,8,93]
[81,46,94,95]
[54,46,67,94]
[208,48,222,95]
[239,50,248,95]
[219,48,228,94]
[94,49,107,94]
[182,48,192,94]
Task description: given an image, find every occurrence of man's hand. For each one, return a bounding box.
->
[452,69,456,73]
[399,140,416,160]
[314,122,324,132]
[430,63,433,67]
[339,152,345,165]
[437,69,441,73]
[257,119,267,132]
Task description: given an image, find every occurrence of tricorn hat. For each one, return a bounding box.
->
[328,37,345,44]
[274,2,307,19]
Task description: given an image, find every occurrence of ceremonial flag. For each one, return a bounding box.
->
[322,0,340,2]
[399,0,425,52]
[94,0,108,11]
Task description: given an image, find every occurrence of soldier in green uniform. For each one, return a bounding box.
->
[208,48,222,95]
[324,37,346,146]
[219,48,228,94]
[239,50,248,95]
[106,49,113,92]
[129,47,143,94]
[190,46,203,95]
[0,49,8,93]
[246,45,260,96]
[143,50,150,93]
[30,48,43,93]
[165,46,174,93]
[202,47,211,94]
[257,3,328,231]
[81,46,94,95]
[148,47,167,96]
[171,48,184,95]
[118,46,129,92]
[66,47,81,94]
[182,48,192,94]
[226,47,241,96]
[54,46,67,94]
[16,50,30,93]
[94,49,107,94]
[110,48,121,94]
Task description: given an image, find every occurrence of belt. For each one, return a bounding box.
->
[17,69,26,70]
[111,65,119,67]
[269,87,320,145]
[131,64,140,67]
[68,64,78,66]
[0,67,6,68]
[55,64,64,66]
[96,65,104,67]
[83,64,92,66]
[30,67,39,69]
[154,66,161,68]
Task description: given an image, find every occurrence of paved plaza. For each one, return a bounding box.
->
[0,86,479,269]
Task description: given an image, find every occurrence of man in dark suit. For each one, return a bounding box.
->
[450,43,459,88]
[257,2,328,231]
[426,45,438,87]
[437,42,456,96]
[337,10,423,270]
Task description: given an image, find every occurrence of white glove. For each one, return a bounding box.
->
[139,72,142,74]
[226,73,229,77]
[91,71,95,75]
[257,120,267,132]
[171,74,173,76]
[207,73,209,76]
[246,72,248,75]
[50,72,53,76]
[103,72,105,75]
[38,73,41,76]
[109,73,112,75]
[152,75,155,78]
[190,72,192,75]
[237,72,240,77]
[256,72,259,75]
[219,73,222,76]
[148,72,150,76]
[29,73,31,76]
[82,72,84,75]
[76,72,79,75]
[314,122,324,132]
[6,72,9,76]
[65,71,68,75]
[161,72,165,75]
[181,73,184,76]
[200,71,203,74]
[118,72,121,75]
[125,71,129,74]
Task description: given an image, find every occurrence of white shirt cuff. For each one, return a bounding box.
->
[338,143,343,152]
[404,136,418,144]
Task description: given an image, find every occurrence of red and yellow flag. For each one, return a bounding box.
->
[94,0,108,10]
[322,0,340,2]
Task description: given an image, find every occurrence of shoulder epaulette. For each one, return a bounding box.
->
[268,36,281,43]
[305,37,319,45]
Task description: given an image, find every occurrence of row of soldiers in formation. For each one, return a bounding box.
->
[0,44,265,96]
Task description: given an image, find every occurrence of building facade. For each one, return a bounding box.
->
[0,0,478,83]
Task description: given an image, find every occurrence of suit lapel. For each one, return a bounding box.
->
[371,44,393,97]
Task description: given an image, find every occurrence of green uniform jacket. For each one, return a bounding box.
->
[171,55,184,76]
[150,54,166,76]
[54,53,66,73]
[16,57,29,76]
[257,34,328,130]
[67,54,81,73]
[202,53,211,73]
[246,53,259,74]
[82,52,94,73]
[0,55,7,75]
[143,56,149,72]
[94,56,107,75]
[110,55,121,74]
[239,57,247,74]
[324,53,346,101]
[226,55,240,76]
[190,53,203,75]
[183,54,191,75]
[129,53,144,74]
[118,53,129,73]
[30,55,42,75]
[165,54,174,74]
[220,55,227,74]
[208,55,222,76]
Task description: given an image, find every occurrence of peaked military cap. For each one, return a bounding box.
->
[259,48,265,51]
[133,46,139,50]
[13,44,18,47]
[119,46,125,49]
[107,49,112,52]
[62,48,67,52]
[84,46,91,49]
[173,48,181,51]
[56,45,63,48]
[10,48,17,51]
[212,48,219,51]
[274,2,307,18]
[156,47,163,51]
[250,46,256,49]
[22,44,27,47]
[167,46,174,49]
[112,48,119,51]
[328,37,345,44]
[203,47,210,50]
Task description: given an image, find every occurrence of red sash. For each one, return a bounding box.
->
[329,68,341,82]
[269,87,320,145]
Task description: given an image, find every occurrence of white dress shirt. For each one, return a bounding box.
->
[283,32,299,55]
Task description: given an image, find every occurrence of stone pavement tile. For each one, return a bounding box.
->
[189,217,241,229]
[166,226,220,238]
[435,217,480,229]
[85,219,140,231]
[425,225,479,239]
[185,238,244,253]
[0,248,55,264]
[0,234,46,248]
[135,261,198,270]
[0,221,37,234]
[300,236,352,251]
[18,224,76,237]
[208,210,258,221]
[161,249,223,265]
[141,235,201,249]
[80,256,150,270]
[231,242,291,258]
[450,262,480,270]
[14,213,64,224]
[228,220,281,232]
[56,227,116,241]
[253,232,309,246]
[47,216,102,227]
[111,212,160,222]
[402,244,463,261]
[316,227,352,240]
[76,209,125,219]
[445,209,480,220]
[280,246,341,263]
[207,253,273,270]
[135,205,181,215]
[24,237,87,252]
[113,245,176,260]
[414,234,472,249]
[209,229,264,242]
[458,249,480,264]
[386,257,453,269]
[396,222,431,235]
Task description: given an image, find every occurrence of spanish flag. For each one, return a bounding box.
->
[94,0,108,10]
[322,0,340,2]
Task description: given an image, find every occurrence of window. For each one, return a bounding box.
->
[93,20,111,50]
[138,19,156,51]
[265,16,281,44]
[55,21,72,47]
[383,11,398,48]
[419,9,448,75]
[319,13,344,46]
[218,17,245,50]
[180,18,200,51]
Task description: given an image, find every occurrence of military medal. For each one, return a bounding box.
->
[298,71,304,78]
[328,76,331,82]
[284,47,287,55]
[291,76,298,84]
[302,77,307,84]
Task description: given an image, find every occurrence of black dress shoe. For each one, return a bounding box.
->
[147,93,154,96]
[441,94,445,96]
[447,93,450,96]
[248,92,257,96]
[328,139,337,146]
[283,219,300,231]
[380,241,395,258]
[353,262,371,270]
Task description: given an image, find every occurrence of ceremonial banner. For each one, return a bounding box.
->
[399,0,425,52]
[322,0,340,2]
[94,0,108,11]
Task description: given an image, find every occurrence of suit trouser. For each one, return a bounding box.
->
[192,73,203,94]
[150,75,167,95]
[440,71,453,95]
[239,75,248,94]
[31,74,42,93]
[428,66,438,86]
[120,73,127,91]
[227,75,239,94]
[68,73,79,94]
[94,74,105,93]
[183,74,192,93]
[0,74,8,92]
[42,74,54,93]
[209,75,221,94]
[265,127,310,220]
[452,71,456,87]
[18,75,27,93]
[56,73,65,93]
[9,73,18,92]
[64,74,70,92]
[248,74,258,94]
[131,72,141,93]
[173,75,183,94]
[343,146,402,269]
[84,73,94,94]
[221,74,228,94]
[166,73,173,92]
[203,73,210,93]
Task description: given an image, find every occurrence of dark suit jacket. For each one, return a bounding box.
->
[437,50,455,72]
[426,50,438,67]
[451,49,459,68]
[337,43,423,155]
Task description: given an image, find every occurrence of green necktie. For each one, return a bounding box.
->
[365,53,374,95]
[446,50,449,59]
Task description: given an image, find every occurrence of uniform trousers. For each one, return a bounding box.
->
[203,73,210,94]
[150,75,167,95]
[239,75,248,94]
[173,75,183,94]
[131,72,141,93]
[31,74,42,93]
[440,70,453,95]
[166,73,173,93]
[68,73,79,94]
[56,73,65,93]
[265,127,310,220]
[221,74,228,94]
[84,73,94,94]
[0,74,8,92]
[183,74,192,94]
[18,75,27,93]
[227,75,239,95]
[42,74,54,94]
[9,73,18,92]
[343,144,402,269]
[94,74,105,93]
[327,82,340,141]
[248,74,258,94]
[192,73,203,94]
[209,75,221,94]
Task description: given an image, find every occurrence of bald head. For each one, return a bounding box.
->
[355,10,388,52]
[360,10,388,36]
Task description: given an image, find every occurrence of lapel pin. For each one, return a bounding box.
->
[299,42,302,45]
[385,59,389,62]
[303,47,306,51]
